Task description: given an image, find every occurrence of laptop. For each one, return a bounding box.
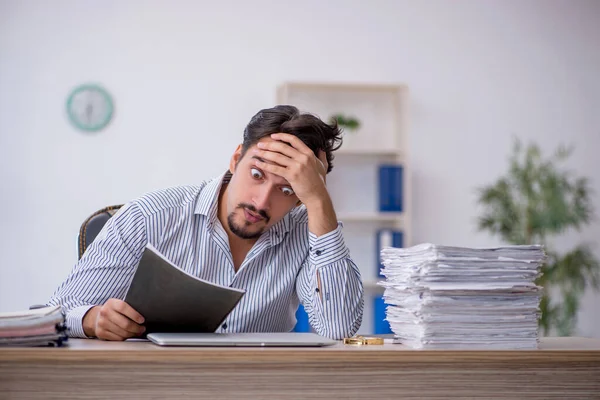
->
[146,332,337,347]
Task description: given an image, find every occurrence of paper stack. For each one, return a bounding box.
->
[0,305,68,347]
[379,243,545,349]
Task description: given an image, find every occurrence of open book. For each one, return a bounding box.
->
[124,244,245,334]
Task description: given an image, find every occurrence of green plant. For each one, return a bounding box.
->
[476,139,600,336]
[330,113,361,131]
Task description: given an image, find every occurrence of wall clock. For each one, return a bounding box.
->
[66,84,114,132]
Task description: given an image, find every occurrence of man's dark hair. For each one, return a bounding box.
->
[241,105,342,173]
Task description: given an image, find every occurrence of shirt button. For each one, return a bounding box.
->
[315,250,322,256]
[222,323,228,329]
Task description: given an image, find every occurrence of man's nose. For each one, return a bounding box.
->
[252,184,273,211]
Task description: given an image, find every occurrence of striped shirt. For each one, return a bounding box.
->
[48,173,364,339]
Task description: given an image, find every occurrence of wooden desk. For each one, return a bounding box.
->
[1,337,599,399]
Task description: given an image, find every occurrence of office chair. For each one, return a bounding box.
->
[77,205,123,260]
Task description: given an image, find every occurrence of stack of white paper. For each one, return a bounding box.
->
[379,243,545,349]
[0,305,68,347]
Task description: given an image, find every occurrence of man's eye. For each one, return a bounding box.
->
[281,187,295,196]
[251,168,263,180]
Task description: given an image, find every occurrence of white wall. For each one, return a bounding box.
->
[1,0,599,336]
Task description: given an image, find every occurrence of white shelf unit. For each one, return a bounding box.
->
[277,82,411,334]
[336,212,403,222]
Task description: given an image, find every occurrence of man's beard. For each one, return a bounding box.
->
[227,203,270,240]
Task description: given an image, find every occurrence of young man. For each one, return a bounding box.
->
[48,105,364,341]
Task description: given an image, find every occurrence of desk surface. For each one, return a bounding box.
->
[2,336,600,363]
[2,337,600,399]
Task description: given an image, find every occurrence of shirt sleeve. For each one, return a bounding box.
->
[295,223,364,339]
[47,202,147,338]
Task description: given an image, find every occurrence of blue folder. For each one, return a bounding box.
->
[378,165,403,212]
[374,296,393,334]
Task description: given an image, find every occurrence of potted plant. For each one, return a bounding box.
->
[330,113,360,144]
[476,139,600,335]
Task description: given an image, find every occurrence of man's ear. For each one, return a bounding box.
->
[229,144,243,174]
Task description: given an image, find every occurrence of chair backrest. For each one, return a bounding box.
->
[78,205,123,259]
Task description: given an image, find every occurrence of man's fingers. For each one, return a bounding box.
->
[108,309,146,336]
[95,316,130,341]
[317,150,328,172]
[108,299,145,324]
[316,150,328,184]
[254,158,287,178]
[96,327,127,341]
[270,133,313,156]
[256,140,300,160]
[260,134,328,176]
[253,148,294,169]
[100,317,137,339]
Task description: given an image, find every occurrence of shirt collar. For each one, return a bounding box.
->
[194,170,230,219]
[270,210,292,240]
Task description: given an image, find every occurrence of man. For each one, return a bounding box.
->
[48,105,364,341]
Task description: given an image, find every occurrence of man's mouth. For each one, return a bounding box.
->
[243,208,264,223]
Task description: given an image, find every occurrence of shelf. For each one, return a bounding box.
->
[277,80,409,335]
[277,81,408,153]
[336,148,405,158]
[279,81,408,93]
[364,280,385,291]
[337,212,403,222]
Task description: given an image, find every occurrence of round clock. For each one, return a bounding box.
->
[66,84,114,132]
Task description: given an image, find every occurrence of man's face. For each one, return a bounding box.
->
[225,137,300,240]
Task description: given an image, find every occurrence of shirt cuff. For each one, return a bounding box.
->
[66,305,96,338]
[316,262,351,304]
[308,223,349,267]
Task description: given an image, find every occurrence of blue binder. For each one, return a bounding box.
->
[376,229,403,277]
[378,165,403,212]
[374,296,393,334]
[293,304,311,332]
